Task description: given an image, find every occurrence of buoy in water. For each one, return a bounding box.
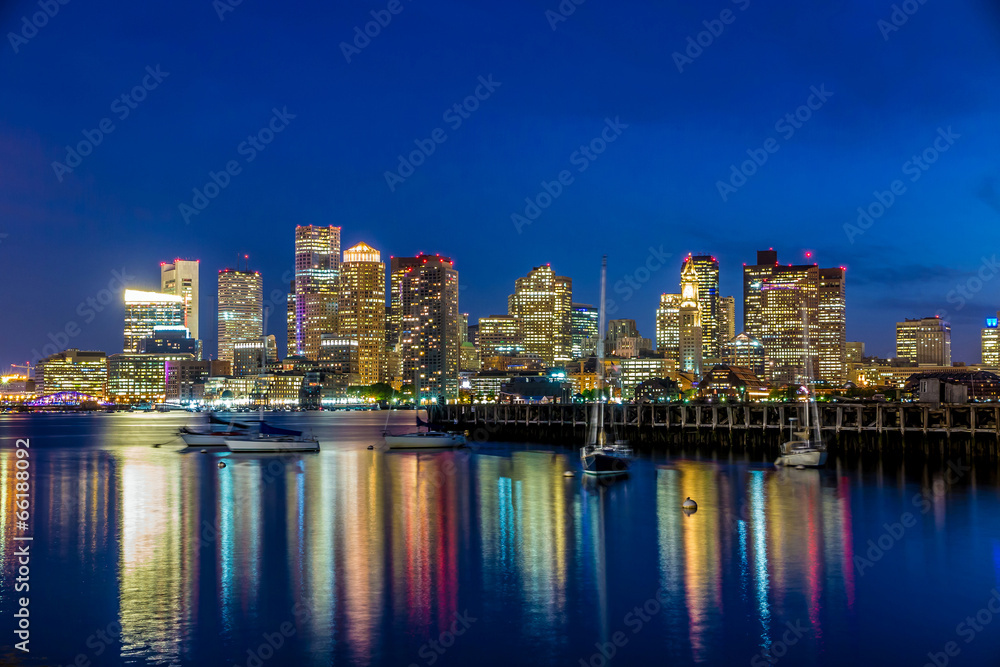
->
[218,461,226,469]
[563,470,575,477]
[200,449,208,454]
[796,465,806,470]
[367,445,374,450]
[152,443,160,448]
[682,497,698,510]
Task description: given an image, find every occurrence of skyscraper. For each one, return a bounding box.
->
[387,256,424,384]
[743,249,846,385]
[896,316,951,366]
[655,293,681,361]
[718,295,736,348]
[217,269,263,364]
[160,259,200,340]
[400,254,460,401]
[679,258,703,375]
[570,303,599,359]
[687,254,719,358]
[123,289,185,353]
[292,225,340,360]
[338,242,386,385]
[982,315,999,367]
[507,264,573,367]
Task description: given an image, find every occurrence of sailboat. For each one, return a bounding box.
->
[775,306,827,468]
[179,412,252,446]
[384,351,466,449]
[581,256,633,475]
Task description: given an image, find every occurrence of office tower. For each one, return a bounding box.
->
[982,316,999,367]
[387,256,424,384]
[233,335,278,377]
[679,258,703,375]
[896,316,952,366]
[846,341,866,364]
[34,349,107,399]
[721,333,766,378]
[743,249,846,385]
[338,242,386,385]
[460,313,469,343]
[160,259,200,340]
[655,293,682,361]
[816,268,847,384]
[107,352,195,404]
[319,335,361,382]
[478,315,522,370]
[687,254,719,358]
[123,289,186,353]
[286,280,296,357]
[400,254,460,400]
[507,264,573,367]
[217,268,263,364]
[292,225,341,359]
[605,319,651,358]
[718,296,736,348]
[570,303,599,359]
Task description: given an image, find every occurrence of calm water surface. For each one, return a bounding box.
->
[1,412,1000,667]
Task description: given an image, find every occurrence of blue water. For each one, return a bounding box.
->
[1,412,1000,666]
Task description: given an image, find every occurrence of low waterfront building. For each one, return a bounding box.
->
[34,349,108,400]
[499,375,571,403]
[634,378,680,403]
[107,352,194,404]
[698,365,769,401]
[903,370,1000,403]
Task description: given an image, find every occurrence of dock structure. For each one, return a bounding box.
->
[429,403,1000,452]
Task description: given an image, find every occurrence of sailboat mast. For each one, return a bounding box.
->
[597,256,607,442]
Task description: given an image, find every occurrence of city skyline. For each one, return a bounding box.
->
[3,1,1000,371]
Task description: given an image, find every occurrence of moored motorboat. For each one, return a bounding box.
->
[385,431,467,449]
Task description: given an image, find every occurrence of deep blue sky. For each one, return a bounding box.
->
[2,0,1000,369]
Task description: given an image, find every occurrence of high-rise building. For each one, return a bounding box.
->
[399,254,460,401]
[982,316,999,368]
[570,303,599,359]
[139,326,198,355]
[687,254,719,358]
[338,242,386,385]
[292,225,341,359]
[679,258,703,375]
[123,289,186,353]
[743,250,846,385]
[478,315,522,370]
[605,319,651,358]
[233,336,278,377]
[217,269,263,364]
[846,341,866,364]
[387,256,424,384]
[34,349,107,399]
[160,259,200,340]
[718,296,736,349]
[107,352,195,404]
[655,293,681,361]
[896,316,952,366]
[507,265,573,368]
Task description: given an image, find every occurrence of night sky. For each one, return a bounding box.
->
[3,0,1000,370]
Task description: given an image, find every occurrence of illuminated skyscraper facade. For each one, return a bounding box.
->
[718,295,736,349]
[160,259,200,340]
[123,290,185,353]
[687,255,719,359]
[478,315,522,364]
[655,293,681,361]
[743,250,846,385]
[292,225,340,360]
[896,316,951,366]
[982,315,999,367]
[338,242,386,385]
[570,303,599,359]
[507,265,573,367]
[217,269,263,364]
[679,258,703,375]
[400,254,460,400]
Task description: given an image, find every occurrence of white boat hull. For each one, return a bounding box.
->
[776,449,827,467]
[181,433,229,446]
[224,437,320,452]
[385,433,466,449]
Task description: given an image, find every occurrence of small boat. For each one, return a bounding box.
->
[775,418,827,467]
[224,422,320,452]
[384,412,466,449]
[581,442,633,476]
[179,413,251,446]
[579,256,633,477]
